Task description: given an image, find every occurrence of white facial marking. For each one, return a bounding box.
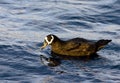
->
[45,35,54,45]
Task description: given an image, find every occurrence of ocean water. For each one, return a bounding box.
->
[0,0,120,83]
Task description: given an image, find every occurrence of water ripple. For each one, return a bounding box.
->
[0,0,120,83]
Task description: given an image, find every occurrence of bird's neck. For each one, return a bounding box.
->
[51,39,65,52]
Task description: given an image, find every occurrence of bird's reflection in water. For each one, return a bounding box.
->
[40,52,100,67]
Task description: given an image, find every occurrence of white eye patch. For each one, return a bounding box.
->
[45,35,54,45]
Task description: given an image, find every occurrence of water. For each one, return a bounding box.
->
[0,0,120,83]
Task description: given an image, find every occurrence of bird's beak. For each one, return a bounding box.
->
[41,41,48,50]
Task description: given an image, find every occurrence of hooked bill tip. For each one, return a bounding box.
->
[40,46,45,51]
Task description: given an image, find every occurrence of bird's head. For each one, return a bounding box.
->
[41,34,56,49]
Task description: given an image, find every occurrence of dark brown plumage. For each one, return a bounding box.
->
[41,34,111,57]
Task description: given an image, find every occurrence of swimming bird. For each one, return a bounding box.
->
[41,34,111,57]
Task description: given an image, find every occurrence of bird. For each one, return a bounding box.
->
[41,34,111,57]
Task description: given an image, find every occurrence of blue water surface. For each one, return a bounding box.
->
[0,0,120,83]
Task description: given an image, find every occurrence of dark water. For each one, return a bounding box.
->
[0,0,120,83]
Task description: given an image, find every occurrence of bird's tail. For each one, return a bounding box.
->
[96,39,112,51]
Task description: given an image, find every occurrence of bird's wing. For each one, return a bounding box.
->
[63,38,91,51]
[64,41,81,51]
